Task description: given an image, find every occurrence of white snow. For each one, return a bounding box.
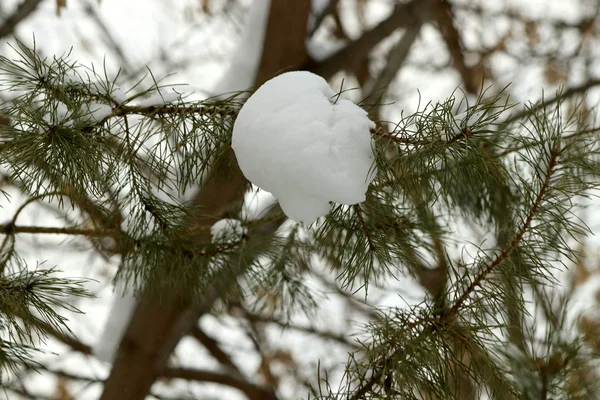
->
[42,101,72,127]
[211,0,271,95]
[80,102,113,122]
[210,218,246,244]
[231,71,376,225]
[63,70,84,86]
[306,39,346,62]
[134,89,181,107]
[308,0,331,34]
[93,281,137,362]
[312,0,330,14]
[109,86,127,104]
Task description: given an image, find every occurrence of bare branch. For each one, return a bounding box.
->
[434,0,480,94]
[163,367,277,400]
[362,20,423,102]
[504,79,600,125]
[189,325,241,374]
[308,0,435,80]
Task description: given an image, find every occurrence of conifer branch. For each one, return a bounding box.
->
[354,204,375,252]
[371,126,429,146]
[447,144,560,318]
[496,127,600,157]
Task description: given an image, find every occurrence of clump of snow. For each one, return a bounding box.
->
[134,89,182,107]
[80,102,113,122]
[241,188,278,220]
[63,70,84,87]
[210,218,246,244]
[231,71,376,225]
[42,101,71,127]
[109,86,127,104]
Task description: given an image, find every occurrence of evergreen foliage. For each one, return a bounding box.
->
[1,41,599,398]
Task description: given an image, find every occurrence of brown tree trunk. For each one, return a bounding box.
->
[99,1,312,399]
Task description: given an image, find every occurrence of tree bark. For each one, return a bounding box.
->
[99,1,312,399]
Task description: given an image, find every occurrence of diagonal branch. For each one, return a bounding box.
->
[2,224,119,237]
[308,0,435,80]
[308,0,339,37]
[362,20,423,102]
[163,367,277,400]
[434,0,479,94]
[503,78,600,125]
[189,324,241,373]
[83,1,134,75]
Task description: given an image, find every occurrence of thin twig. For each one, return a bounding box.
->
[308,0,435,80]
[83,1,134,75]
[503,79,600,125]
[231,304,359,349]
[189,325,241,373]
[354,204,375,251]
[362,19,423,102]
[434,0,479,94]
[1,224,119,237]
[308,0,339,37]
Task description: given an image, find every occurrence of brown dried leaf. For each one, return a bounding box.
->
[544,59,567,84]
[55,378,73,400]
[56,0,67,17]
[201,0,211,15]
[579,316,600,354]
[524,19,539,44]
[571,252,591,290]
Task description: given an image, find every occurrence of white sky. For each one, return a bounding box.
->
[1,0,599,398]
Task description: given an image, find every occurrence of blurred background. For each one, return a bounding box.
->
[1,0,600,399]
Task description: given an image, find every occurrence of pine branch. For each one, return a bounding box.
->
[447,144,560,318]
[18,315,92,355]
[354,205,375,252]
[496,127,600,157]
[110,104,238,119]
